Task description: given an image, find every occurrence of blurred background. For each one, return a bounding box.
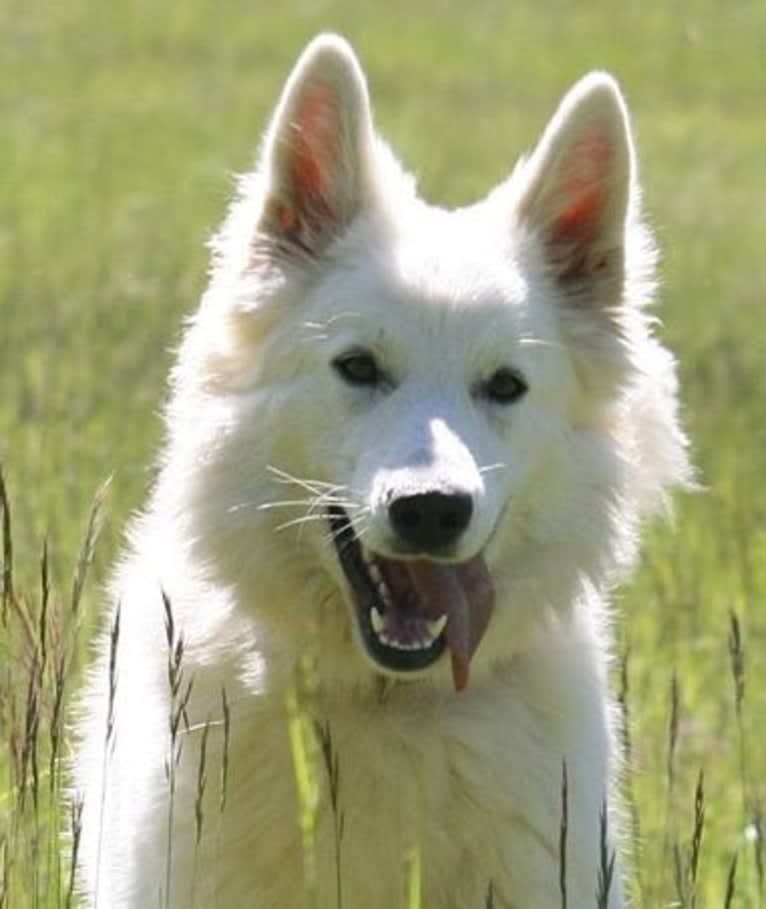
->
[1,1,764,904]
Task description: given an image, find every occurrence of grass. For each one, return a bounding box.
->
[1,0,765,905]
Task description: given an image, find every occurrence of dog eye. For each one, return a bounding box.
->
[332,350,382,387]
[481,368,528,404]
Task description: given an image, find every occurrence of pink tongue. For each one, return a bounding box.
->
[404,557,494,691]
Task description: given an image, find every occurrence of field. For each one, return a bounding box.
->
[1,0,765,905]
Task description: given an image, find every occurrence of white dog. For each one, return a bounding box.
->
[73,34,689,907]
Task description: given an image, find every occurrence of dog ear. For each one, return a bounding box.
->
[517,73,634,305]
[254,34,375,264]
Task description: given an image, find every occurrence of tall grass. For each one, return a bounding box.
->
[0,467,107,907]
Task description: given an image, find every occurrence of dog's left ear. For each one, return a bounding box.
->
[517,73,634,304]
[255,34,376,263]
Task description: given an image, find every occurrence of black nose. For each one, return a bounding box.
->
[388,491,474,551]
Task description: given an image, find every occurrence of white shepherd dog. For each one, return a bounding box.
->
[73,34,689,908]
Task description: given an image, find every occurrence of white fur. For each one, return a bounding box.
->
[72,34,689,907]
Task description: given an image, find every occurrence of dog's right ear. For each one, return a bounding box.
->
[254,34,375,264]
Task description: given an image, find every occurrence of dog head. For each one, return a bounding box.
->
[170,36,689,691]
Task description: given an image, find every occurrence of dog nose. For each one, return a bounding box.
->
[388,491,473,551]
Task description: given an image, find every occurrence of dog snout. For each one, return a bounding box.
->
[388,490,473,551]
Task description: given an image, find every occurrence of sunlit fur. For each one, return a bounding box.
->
[73,34,689,907]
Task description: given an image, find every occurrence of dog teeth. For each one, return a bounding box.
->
[363,557,392,605]
[426,615,448,639]
[379,632,417,651]
[364,555,445,653]
[369,608,445,651]
[370,606,385,634]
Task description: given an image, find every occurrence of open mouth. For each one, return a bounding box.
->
[328,507,495,690]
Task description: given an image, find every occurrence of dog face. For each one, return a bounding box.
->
[174,36,686,690]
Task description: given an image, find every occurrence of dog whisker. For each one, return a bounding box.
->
[517,337,567,351]
[301,311,363,331]
[300,312,365,344]
[265,464,344,495]
[274,513,340,534]
[479,462,507,475]
[258,473,369,542]
[257,497,357,512]
[319,511,371,550]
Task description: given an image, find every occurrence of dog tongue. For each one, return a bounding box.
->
[404,557,494,691]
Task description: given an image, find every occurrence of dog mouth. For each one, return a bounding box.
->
[328,507,495,691]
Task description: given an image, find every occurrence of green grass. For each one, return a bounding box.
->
[1,0,765,905]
